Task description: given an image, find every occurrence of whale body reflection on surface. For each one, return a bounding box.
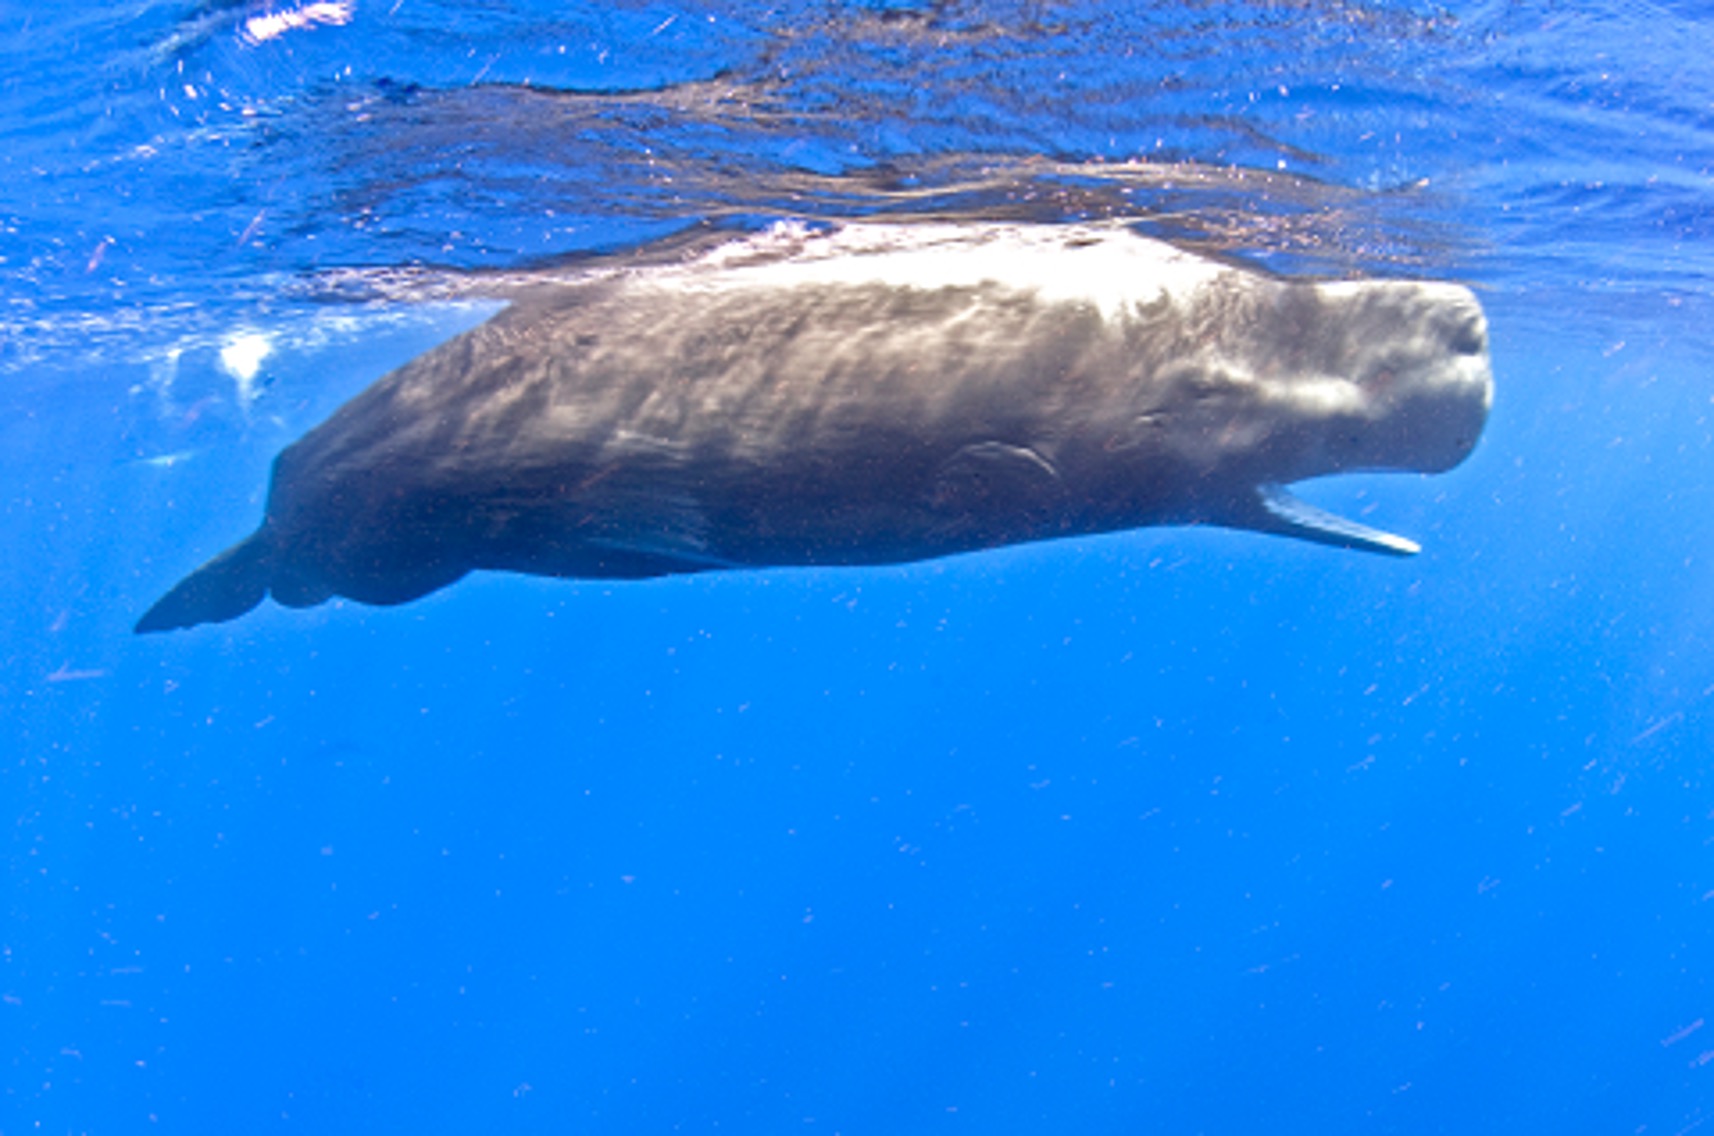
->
[135,220,1493,633]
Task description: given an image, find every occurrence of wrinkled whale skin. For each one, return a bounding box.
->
[136,221,1493,632]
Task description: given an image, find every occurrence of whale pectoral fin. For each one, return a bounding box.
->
[933,442,1060,504]
[135,530,273,633]
[928,442,1063,543]
[1224,484,1421,557]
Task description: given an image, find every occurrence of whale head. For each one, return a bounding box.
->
[1285,278,1493,478]
[1116,270,1493,554]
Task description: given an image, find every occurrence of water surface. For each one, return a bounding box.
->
[5,2,1713,1131]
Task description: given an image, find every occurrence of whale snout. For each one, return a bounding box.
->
[1444,294,1489,359]
[1433,290,1495,457]
[1303,280,1494,477]
[1397,287,1493,473]
[1439,289,1494,410]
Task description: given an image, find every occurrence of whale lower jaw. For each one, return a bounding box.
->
[1223,484,1421,557]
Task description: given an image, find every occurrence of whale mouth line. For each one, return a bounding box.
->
[1251,483,1421,557]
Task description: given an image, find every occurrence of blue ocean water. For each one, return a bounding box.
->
[5,0,1714,1131]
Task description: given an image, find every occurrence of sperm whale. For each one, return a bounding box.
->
[136,220,1492,632]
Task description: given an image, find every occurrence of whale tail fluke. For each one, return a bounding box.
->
[135,530,274,634]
